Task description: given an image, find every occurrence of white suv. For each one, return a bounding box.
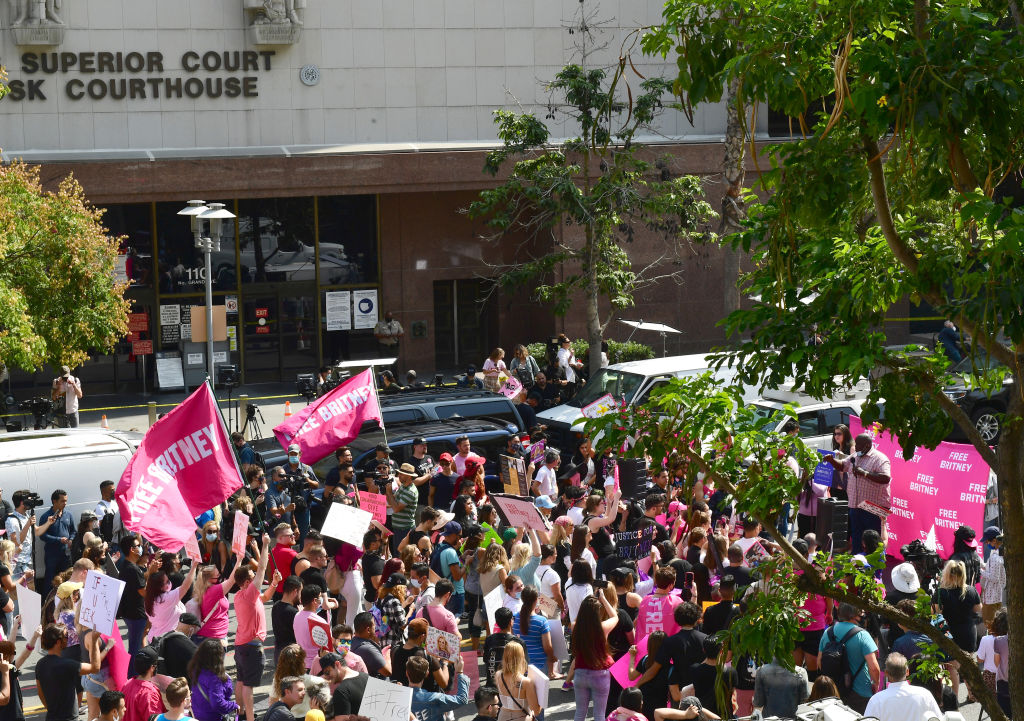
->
[749,382,873,450]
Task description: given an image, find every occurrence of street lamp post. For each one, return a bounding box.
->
[177,200,236,384]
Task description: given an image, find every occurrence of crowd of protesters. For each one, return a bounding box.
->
[0,346,1008,721]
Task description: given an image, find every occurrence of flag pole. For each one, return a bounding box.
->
[370,367,388,447]
[206,378,280,577]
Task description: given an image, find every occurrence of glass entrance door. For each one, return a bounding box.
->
[242,289,318,383]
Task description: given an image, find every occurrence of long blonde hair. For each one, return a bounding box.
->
[509,542,532,571]
[500,638,527,679]
[0,540,15,566]
[193,565,218,602]
[549,521,573,547]
[478,543,509,576]
[940,559,968,598]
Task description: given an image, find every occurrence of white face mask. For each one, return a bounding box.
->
[410,578,420,589]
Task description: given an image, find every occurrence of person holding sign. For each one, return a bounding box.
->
[233,533,276,721]
[824,433,891,554]
[144,562,198,642]
[386,465,420,556]
[409,654,470,721]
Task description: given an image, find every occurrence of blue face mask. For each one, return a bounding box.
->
[288,454,299,464]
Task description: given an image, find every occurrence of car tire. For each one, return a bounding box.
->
[971,406,1002,445]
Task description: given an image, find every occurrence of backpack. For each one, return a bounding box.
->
[370,602,391,640]
[819,624,865,693]
[251,447,266,470]
[142,630,185,676]
[430,541,454,578]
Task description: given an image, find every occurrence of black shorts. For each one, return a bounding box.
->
[799,628,825,655]
[235,642,265,687]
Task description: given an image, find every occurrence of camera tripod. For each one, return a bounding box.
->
[242,402,266,440]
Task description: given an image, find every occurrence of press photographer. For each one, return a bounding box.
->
[281,443,319,544]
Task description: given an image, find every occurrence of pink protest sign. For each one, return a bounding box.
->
[183,533,202,564]
[499,375,523,400]
[462,651,481,698]
[491,493,548,532]
[231,511,250,557]
[609,635,648,689]
[849,417,990,558]
[359,491,388,525]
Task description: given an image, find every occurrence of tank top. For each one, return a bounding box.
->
[584,515,615,558]
[497,673,530,721]
[618,592,638,622]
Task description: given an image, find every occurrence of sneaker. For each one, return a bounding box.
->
[561,680,573,691]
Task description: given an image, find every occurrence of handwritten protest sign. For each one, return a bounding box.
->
[232,511,250,556]
[360,676,412,721]
[613,524,656,560]
[491,494,547,532]
[183,533,202,564]
[321,502,373,547]
[499,375,523,400]
[17,587,41,641]
[80,570,126,634]
[426,626,461,663]
[359,491,388,525]
[308,614,333,650]
[536,594,559,619]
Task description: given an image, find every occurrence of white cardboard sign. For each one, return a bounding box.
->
[321,502,373,547]
[359,676,412,721]
[80,570,126,634]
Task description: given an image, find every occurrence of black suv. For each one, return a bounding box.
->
[378,387,525,431]
[943,350,1011,444]
[252,417,517,492]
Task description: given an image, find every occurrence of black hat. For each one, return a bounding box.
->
[179,612,201,627]
[382,572,408,588]
[375,443,393,454]
[318,652,344,673]
[134,646,161,674]
[412,437,427,446]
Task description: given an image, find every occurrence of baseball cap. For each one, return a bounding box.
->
[983,526,1003,542]
[60,365,70,378]
[439,452,454,463]
[179,612,202,627]
[441,520,462,536]
[56,581,83,600]
[134,646,161,674]
[382,573,408,588]
[891,562,921,594]
[535,495,556,509]
[288,443,300,453]
[412,437,427,446]
[954,525,978,548]
[375,443,393,454]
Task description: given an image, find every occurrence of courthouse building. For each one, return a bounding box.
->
[1,0,789,393]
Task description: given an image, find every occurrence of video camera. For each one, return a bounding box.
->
[296,373,317,402]
[18,397,53,429]
[21,492,44,510]
[900,539,943,589]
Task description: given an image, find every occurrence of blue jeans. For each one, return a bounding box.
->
[849,507,881,554]
[445,591,465,617]
[124,618,147,677]
[574,668,610,721]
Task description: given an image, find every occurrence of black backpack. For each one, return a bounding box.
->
[430,541,454,578]
[99,512,116,543]
[141,630,186,676]
[819,624,865,693]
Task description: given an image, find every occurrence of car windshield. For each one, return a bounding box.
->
[750,404,784,432]
[568,369,646,408]
[951,350,1002,375]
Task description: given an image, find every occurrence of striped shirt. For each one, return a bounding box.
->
[393,483,419,530]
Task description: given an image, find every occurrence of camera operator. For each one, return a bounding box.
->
[50,365,83,428]
[5,490,38,590]
[231,432,257,474]
[315,366,332,395]
[361,444,398,494]
[265,467,297,530]
[282,444,319,545]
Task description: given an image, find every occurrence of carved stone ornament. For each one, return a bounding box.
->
[9,0,66,46]
[243,0,305,45]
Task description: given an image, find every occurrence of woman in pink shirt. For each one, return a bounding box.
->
[194,555,246,645]
[793,541,831,678]
[144,562,197,642]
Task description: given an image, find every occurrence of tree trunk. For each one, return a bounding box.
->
[585,226,603,377]
[720,76,745,319]
[998,381,1024,721]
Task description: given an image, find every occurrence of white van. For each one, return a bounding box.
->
[0,429,143,519]
[536,354,758,453]
[749,382,874,451]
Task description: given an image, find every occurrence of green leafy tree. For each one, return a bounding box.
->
[468,13,714,372]
[0,160,131,371]
[636,0,1024,718]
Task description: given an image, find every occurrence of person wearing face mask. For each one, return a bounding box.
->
[143,563,198,643]
[116,534,159,675]
[292,584,330,672]
[198,522,229,579]
[282,445,319,546]
[500,574,524,614]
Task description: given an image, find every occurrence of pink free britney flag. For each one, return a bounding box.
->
[117,382,242,551]
[273,368,382,464]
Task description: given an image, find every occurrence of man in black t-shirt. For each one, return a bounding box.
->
[390,618,444,689]
[685,636,737,716]
[37,624,101,721]
[635,602,707,692]
[116,534,151,675]
[701,575,739,636]
[360,532,385,604]
[409,438,435,510]
[319,652,370,719]
[272,576,302,664]
[482,608,520,685]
